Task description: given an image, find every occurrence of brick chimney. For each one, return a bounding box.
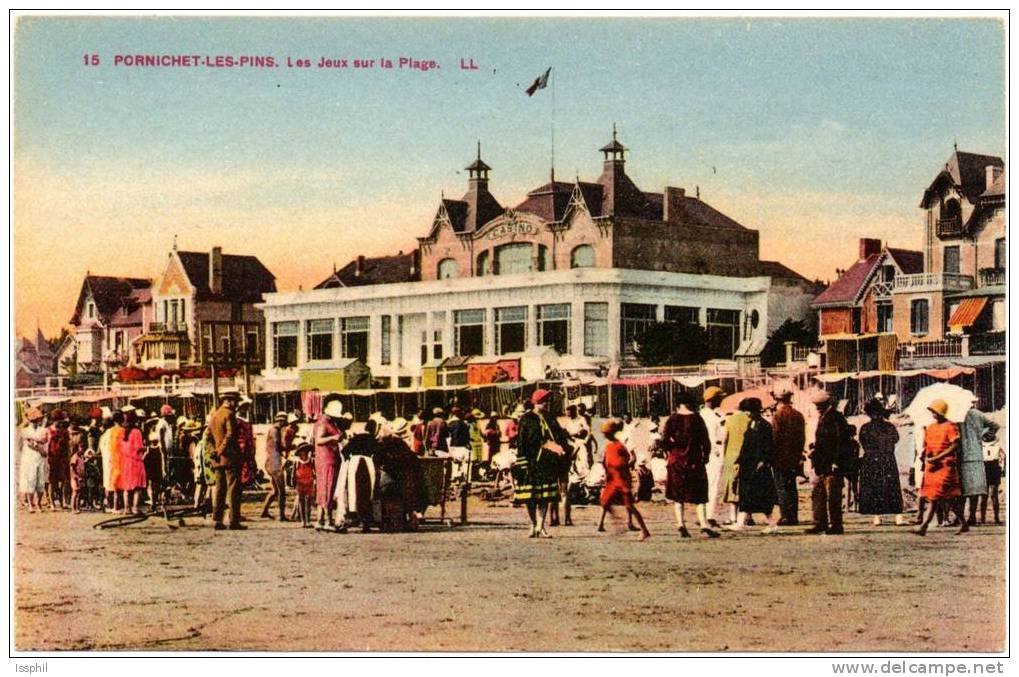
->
[209,246,223,295]
[355,255,365,277]
[859,238,882,260]
[986,165,1003,191]
[663,186,685,223]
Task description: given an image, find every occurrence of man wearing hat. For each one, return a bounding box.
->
[699,386,727,527]
[260,411,290,521]
[772,389,806,526]
[210,389,245,530]
[806,390,851,535]
[46,409,71,510]
[425,407,449,456]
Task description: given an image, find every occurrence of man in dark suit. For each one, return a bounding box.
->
[210,389,244,530]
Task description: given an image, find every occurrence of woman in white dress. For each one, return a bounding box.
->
[19,407,49,512]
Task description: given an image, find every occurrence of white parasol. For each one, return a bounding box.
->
[902,383,976,427]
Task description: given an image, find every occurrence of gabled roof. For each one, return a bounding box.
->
[440,199,468,233]
[886,248,923,275]
[71,275,151,325]
[514,181,575,222]
[920,150,1004,208]
[176,251,276,303]
[757,260,811,283]
[811,254,882,307]
[315,252,418,289]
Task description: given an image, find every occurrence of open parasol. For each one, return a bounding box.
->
[902,383,975,427]
[720,387,776,413]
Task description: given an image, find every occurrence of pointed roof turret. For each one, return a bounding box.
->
[466,141,492,181]
[599,123,627,161]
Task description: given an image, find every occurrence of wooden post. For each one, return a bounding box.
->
[243,363,251,397]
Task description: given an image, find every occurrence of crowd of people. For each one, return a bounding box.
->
[15,383,1006,540]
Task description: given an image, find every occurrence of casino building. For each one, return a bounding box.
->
[259,131,819,389]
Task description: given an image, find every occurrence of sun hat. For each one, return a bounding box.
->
[50,409,67,421]
[274,411,288,421]
[432,407,444,416]
[323,400,344,419]
[219,389,241,402]
[287,413,299,424]
[89,407,103,419]
[160,404,175,416]
[774,389,793,402]
[238,397,253,408]
[742,397,763,414]
[389,417,410,437]
[531,389,552,405]
[26,407,44,422]
[703,386,726,402]
[100,406,113,420]
[120,404,136,414]
[135,409,146,419]
[927,399,949,418]
[601,418,623,436]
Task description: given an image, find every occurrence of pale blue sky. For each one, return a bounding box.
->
[13,16,1007,335]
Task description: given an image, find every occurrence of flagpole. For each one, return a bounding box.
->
[550,67,555,182]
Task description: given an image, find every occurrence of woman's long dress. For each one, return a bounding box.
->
[662,413,710,504]
[600,440,635,508]
[512,411,563,504]
[720,412,750,505]
[314,417,342,510]
[857,419,903,515]
[920,421,962,501]
[736,417,779,514]
[116,426,147,491]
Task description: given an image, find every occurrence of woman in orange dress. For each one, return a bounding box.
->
[913,399,968,536]
[596,419,651,541]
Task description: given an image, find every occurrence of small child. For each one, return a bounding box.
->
[596,419,651,541]
[294,444,315,528]
[69,442,88,513]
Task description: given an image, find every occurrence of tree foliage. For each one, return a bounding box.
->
[634,322,709,367]
[760,318,819,367]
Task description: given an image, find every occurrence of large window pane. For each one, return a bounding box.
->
[910,299,929,336]
[306,319,334,361]
[943,246,960,274]
[341,317,369,362]
[272,321,299,369]
[495,306,527,354]
[454,309,486,356]
[584,302,608,357]
[537,304,571,355]
[706,308,740,359]
[571,245,596,269]
[665,305,699,325]
[381,315,392,365]
[494,243,533,275]
[621,303,656,358]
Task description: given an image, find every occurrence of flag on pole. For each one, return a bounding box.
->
[525,67,551,96]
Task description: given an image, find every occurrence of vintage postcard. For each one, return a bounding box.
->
[10,12,1008,661]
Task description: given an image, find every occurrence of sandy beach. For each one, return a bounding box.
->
[13,489,1006,653]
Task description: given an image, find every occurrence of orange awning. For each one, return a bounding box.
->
[947,297,988,331]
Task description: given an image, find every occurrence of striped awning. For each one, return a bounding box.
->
[947,297,988,331]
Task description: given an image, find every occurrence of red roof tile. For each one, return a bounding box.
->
[811,254,882,307]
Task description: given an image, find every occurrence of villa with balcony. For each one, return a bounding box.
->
[892,148,1006,364]
[812,238,923,339]
[133,244,277,370]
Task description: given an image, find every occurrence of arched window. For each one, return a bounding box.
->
[476,250,490,276]
[437,258,459,279]
[570,244,596,268]
[537,245,551,272]
[493,243,533,275]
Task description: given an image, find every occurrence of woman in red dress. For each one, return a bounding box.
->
[914,399,968,536]
[596,419,651,541]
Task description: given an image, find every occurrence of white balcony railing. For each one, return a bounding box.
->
[893,272,974,293]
